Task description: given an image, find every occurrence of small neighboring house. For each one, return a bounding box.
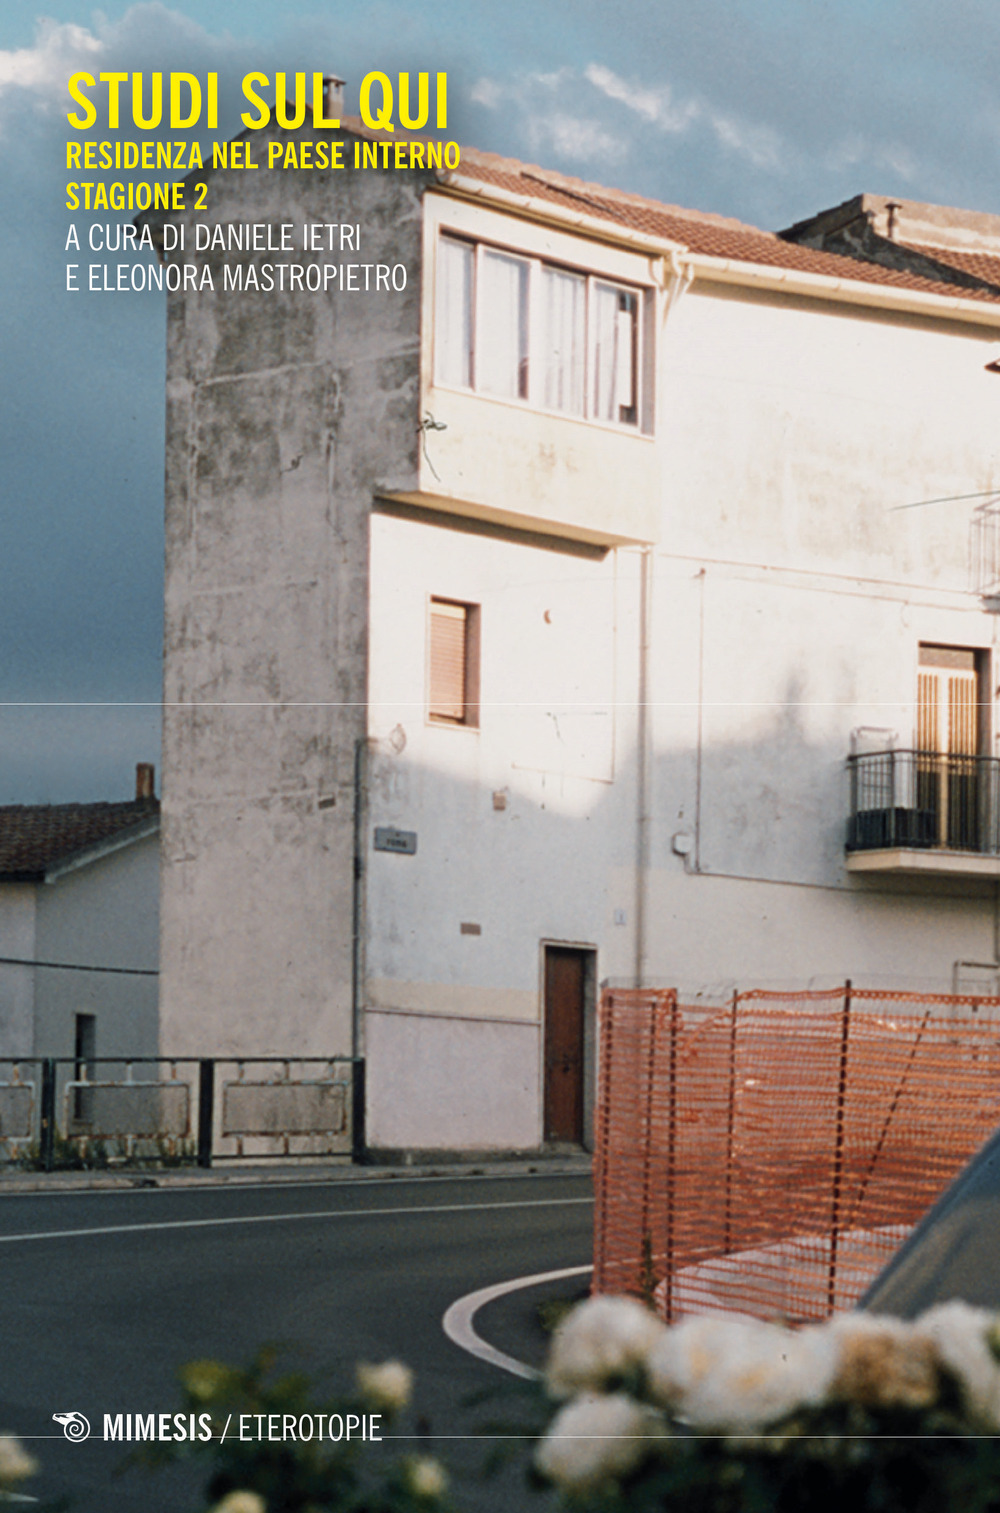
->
[0,765,159,1062]
[140,107,1000,1156]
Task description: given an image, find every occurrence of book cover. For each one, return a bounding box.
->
[1,5,997,1509]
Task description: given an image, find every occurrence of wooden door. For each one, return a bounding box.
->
[544,946,587,1143]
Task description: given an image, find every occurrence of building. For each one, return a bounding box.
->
[144,113,1000,1156]
[0,765,160,1062]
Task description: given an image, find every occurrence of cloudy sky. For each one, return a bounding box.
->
[2,0,1000,802]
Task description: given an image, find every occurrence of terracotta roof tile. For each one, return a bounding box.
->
[895,240,1000,293]
[0,800,159,880]
[448,147,1000,308]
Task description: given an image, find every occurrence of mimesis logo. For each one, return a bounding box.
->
[48,1408,383,1443]
[52,1412,90,1441]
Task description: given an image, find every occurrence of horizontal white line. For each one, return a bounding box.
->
[0,1195,593,1246]
[0,699,961,709]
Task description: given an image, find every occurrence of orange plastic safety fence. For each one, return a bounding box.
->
[592,986,1000,1322]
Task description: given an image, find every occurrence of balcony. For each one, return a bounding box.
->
[846,749,1000,877]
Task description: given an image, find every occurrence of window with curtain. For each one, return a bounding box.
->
[592,284,637,424]
[541,267,586,415]
[478,250,529,398]
[434,232,645,430]
[435,237,473,389]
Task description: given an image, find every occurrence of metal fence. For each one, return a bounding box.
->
[593,985,1000,1322]
[0,1056,365,1170]
[847,748,1000,853]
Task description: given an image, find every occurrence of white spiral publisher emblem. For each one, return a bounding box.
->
[52,1411,90,1441]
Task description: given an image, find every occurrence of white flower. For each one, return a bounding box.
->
[917,1301,1000,1426]
[404,1454,448,1499]
[535,1392,668,1492]
[546,1295,665,1398]
[646,1315,837,1430]
[0,1435,37,1485]
[181,1358,235,1403]
[829,1312,939,1410]
[356,1359,413,1413]
[210,1493,266,1513]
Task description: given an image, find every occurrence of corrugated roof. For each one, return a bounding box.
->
[0,800,159,881]
[446,147,1000,307]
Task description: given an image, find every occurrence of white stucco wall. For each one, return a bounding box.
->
[413,192,660,547]
[33,834,160,1060]
[363,241,1000,1148]
[156,163,1000,1152]
[0,885,36,1058]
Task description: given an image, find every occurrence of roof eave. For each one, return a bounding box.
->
[684,252,1000,328]
[437,173,1000,328]
[433,171,689,259]
[41,814,160,884]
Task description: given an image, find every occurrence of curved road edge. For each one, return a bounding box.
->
[442,1264,593,1380]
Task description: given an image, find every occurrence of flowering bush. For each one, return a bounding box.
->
[535,1296,1000,1510]
[0,1434,69,1512]
[0,1434,38,1489]
[141,1348,450,1513]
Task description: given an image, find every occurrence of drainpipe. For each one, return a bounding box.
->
[351,737,370,1060]
[633,254,693,987]
[693,566,706,873]
[635,546,653,990]
[351,736,371,1162]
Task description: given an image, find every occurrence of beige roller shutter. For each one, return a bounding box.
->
[429,600,467,722]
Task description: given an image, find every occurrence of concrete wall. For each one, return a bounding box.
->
[157,128,433,1056]
[33,836,160,1059]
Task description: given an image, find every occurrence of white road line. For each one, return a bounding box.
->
[442,1264,593,1380]
[0,1195,592,1247]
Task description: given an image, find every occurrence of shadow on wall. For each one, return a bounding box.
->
[364,671,995,1003]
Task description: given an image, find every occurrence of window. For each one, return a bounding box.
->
[592,283,638,424]
[916,645,989,850]
[479,251,528,399]
[435,237,473,388]
[428,597,480,726]
[541,266,586,415]
[435,234,645,428]
[73,1013,96,1124]
[917,645,983,757]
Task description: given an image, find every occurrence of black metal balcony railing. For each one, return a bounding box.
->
[847,749,1000,855]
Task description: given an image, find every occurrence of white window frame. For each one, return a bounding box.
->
[435,233,646,431]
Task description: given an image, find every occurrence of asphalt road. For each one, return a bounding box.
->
[0,1171,593,1512]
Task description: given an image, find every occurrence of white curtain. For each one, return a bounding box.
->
[542,268,586,415]
[435,237,473,389]
[478,251,528,398]
[592,284,635,422]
